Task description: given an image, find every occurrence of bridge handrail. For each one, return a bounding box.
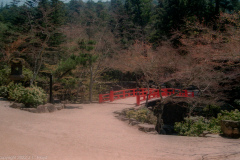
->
[99,88,195,105]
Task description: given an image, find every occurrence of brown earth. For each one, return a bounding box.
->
[0,97,240,160]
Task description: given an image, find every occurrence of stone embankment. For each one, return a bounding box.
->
[10,102,65,113]
[113,108,157,134]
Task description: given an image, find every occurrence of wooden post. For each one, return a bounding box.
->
[136,87,140,106]
[110,88,114,102]
[185,90,188,97]
[99,94,103,103]
[136,92,140,106]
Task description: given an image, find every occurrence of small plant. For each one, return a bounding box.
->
[126,107,157,124]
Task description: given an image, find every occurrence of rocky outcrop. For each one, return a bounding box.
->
[21,108,37,113]
[21,103,65,113]
[221,120,240,138]
[10,103,25,109]
[138,123,155,132]
[45,103,56,113]
[55,104,65,110]
[114,108,157,134]
[37,105,49,113]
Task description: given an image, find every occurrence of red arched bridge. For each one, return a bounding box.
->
[99,88,194,106]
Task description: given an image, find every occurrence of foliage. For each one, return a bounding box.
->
[175,109,240,136]
[174,116,220,136]
[22,67,33,83]
[0,67,11,86]
[235,99,240,106]
[0,0,239,106]
[217,109,240,122]
[60,77,78,90]
[0,85,8,98]
[203,105,221,118]
[0,66,33,86]
[7,82,47,107]
[126,107,157,124]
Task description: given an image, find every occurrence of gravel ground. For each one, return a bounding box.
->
[0,98,240,160]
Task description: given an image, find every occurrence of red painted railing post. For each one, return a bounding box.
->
[136,87,140,106]
[99,94,103,103]
[110,88,114,102]
[123,91,125,98]
[185,90,188,97]
[192,91,194,97]
[133,89,135,96]
[136,92,140,106]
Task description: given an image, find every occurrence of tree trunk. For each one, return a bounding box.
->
[215,0,220,17]
[89,65,93,102]
[75,81,82,102]
[145,84,149,107]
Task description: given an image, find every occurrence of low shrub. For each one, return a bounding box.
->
[217,109,240,121]
[0,85,8,98]
[0,67,10,86]
[126,108,157,124]
[174,109,240,136]
[174,116,211,136]
[7,82,47,107]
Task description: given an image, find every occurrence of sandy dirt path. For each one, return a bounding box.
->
[0,98,240,160]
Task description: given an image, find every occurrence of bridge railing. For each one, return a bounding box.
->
[99,88,138,103]
[99,88,195,105]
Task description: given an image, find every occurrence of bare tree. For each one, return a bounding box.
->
[114,15,240,132]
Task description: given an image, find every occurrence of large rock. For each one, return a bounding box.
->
[22,108,37,113]
[55,104,64,110]
[45,103,56,113]
[113,110,122,115]
[221,120,240,138]
[10,103,25,109]
[130,121,140,126]
[138,123,155,132]
[37,105,49,113]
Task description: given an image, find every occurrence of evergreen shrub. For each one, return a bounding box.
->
[174,109,240,136]
[7,82,47,107]
[0,85,8,98]
[126,108,157,124]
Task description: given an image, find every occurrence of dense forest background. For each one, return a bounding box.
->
[0,0,239,110]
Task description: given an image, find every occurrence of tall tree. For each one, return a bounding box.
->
[124,0,153,40]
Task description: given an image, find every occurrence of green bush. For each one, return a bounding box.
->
[0,85,8,98]
[203,104,221,118]
[22,68,33,82]
[0,66,33,86]
[7,82,47,107]
[174,109,240,136]
[0,67,10,86]
[217,109,240,121]
[174,116,210,136]
[126,108,157,124]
